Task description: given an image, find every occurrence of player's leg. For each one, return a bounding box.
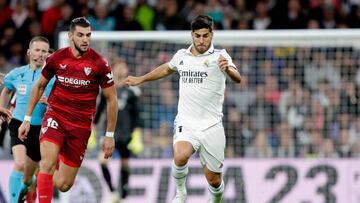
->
[171,141,195,203]
[18,156,38,202]
[171,125,200,203]
[8,119,26,203]
[120,157,129,198]
[98,150,114,192]
[8,144,26,203]
[37,140,60,203]
[36,114,66,203]
[203,166,224,203]
[98,148,120,203]
[22,157,37,186]
[119,135,132,199]
[199,123,226,203]
[19,125,42,202]
[53,125,91,192]
[53,161,79,192]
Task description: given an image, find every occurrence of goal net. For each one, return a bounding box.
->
[58,30,360,203]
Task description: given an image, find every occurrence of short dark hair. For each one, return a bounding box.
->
[191,15,214,32]
[70,17,91,32]
[29,36,49,48]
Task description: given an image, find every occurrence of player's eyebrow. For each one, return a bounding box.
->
[195,33,209,37]
[77,32,91,36]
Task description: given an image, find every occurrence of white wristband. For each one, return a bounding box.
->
[24,115,31,122]
[105,132,114,138]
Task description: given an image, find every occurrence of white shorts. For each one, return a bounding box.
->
[173,122,225,173]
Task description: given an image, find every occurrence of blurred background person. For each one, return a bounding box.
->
[94,58,143,202]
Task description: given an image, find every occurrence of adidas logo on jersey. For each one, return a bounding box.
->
[179,60,184,65]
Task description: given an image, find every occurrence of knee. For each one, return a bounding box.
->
[56,179,74,192]
[39,159,56,173]
[208,177,222,188]
[58,184,73,192]
[13,161,25,172]
[174,153,190,166]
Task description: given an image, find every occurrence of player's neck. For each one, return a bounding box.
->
[70,47,87,58]
[190,47,201,56]
[29,63,41,70]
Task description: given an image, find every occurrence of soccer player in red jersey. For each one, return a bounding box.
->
[18,17,118,203]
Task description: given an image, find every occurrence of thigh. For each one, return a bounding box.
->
[60,126,91,168]
[40,114,66,149]
[173,124,201,152]
[9,118,24,148]
[116,134,131,158]
[199,123,225,173]
[25,125,41,162]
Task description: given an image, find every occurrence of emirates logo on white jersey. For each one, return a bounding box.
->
[84,67,92,75]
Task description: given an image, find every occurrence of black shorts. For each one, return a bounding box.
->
[115,133,132,158]
[9,118,41,162]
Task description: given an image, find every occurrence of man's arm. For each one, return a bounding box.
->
[101,84,118,159]
[218,55,241,83]
[0,87,13,108]
[18,75,49,141]
[25,75,49,117]
[0,87,12,122]
[125,63,175,86]
[224,66,241,83]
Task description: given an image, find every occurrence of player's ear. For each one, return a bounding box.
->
[27,49,30,56]
[68,31,73,39]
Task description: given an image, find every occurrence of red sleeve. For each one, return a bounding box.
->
[41,54,56,80]
[97,57,114,88]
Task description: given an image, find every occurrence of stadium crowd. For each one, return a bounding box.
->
[1,0,360,159]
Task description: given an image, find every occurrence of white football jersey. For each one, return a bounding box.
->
[169,44,236,130]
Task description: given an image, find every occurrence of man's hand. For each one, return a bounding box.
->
[124,76,143,86]
[102,136,115,159]
[218,55,229,72]
[18,121,30,141]
[0,107,12,123]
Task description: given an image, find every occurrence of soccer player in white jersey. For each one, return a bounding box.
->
[125,15,241,203]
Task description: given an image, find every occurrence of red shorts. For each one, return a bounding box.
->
[39,113,91,167]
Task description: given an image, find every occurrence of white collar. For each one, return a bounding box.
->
[185,44,215,56]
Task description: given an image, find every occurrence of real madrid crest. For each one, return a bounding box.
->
[203,60,209,67]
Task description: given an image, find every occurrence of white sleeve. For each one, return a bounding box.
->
[220,49,236,69]
[168,49,184,71]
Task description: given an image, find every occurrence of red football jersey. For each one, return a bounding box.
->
[42,47,114,127]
